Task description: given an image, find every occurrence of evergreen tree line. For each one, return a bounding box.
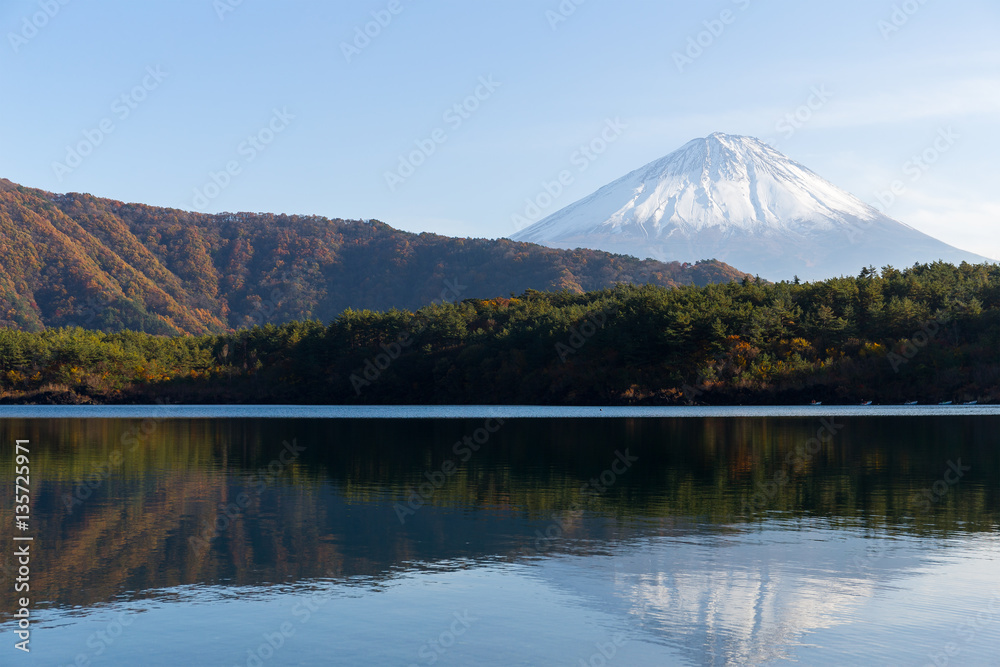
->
[1,261,998,405]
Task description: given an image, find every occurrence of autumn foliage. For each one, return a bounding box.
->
[0,178,749,334]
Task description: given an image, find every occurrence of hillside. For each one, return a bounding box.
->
[0,262,997,406]
[0,179,750,334]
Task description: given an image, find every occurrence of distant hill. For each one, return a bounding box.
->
[0,178,751,334]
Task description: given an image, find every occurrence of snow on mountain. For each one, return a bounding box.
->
[511,133,994,281]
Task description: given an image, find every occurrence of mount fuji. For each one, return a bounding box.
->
[511,133,994,281]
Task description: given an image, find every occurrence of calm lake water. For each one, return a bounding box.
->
[1,407,999,665]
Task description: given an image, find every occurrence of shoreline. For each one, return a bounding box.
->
[1,404,998,419]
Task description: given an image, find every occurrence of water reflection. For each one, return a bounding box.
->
[0,416,998,664]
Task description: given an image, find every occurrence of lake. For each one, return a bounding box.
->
[1,407,999,665]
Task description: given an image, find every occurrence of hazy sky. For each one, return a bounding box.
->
[3,0,998,260]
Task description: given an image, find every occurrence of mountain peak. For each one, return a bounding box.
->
[704,131,763,145]
[636,132,792,191]
[512,134,993,280]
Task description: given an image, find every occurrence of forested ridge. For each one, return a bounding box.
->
[0,178,748,334]
[0,261,997,405]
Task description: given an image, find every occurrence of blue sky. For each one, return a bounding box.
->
[2,0,999,260]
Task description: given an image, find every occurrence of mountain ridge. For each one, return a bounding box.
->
[0,178,751,334]
[512,133,994,280]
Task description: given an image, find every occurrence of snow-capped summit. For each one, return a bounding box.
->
[511,133,993,280]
